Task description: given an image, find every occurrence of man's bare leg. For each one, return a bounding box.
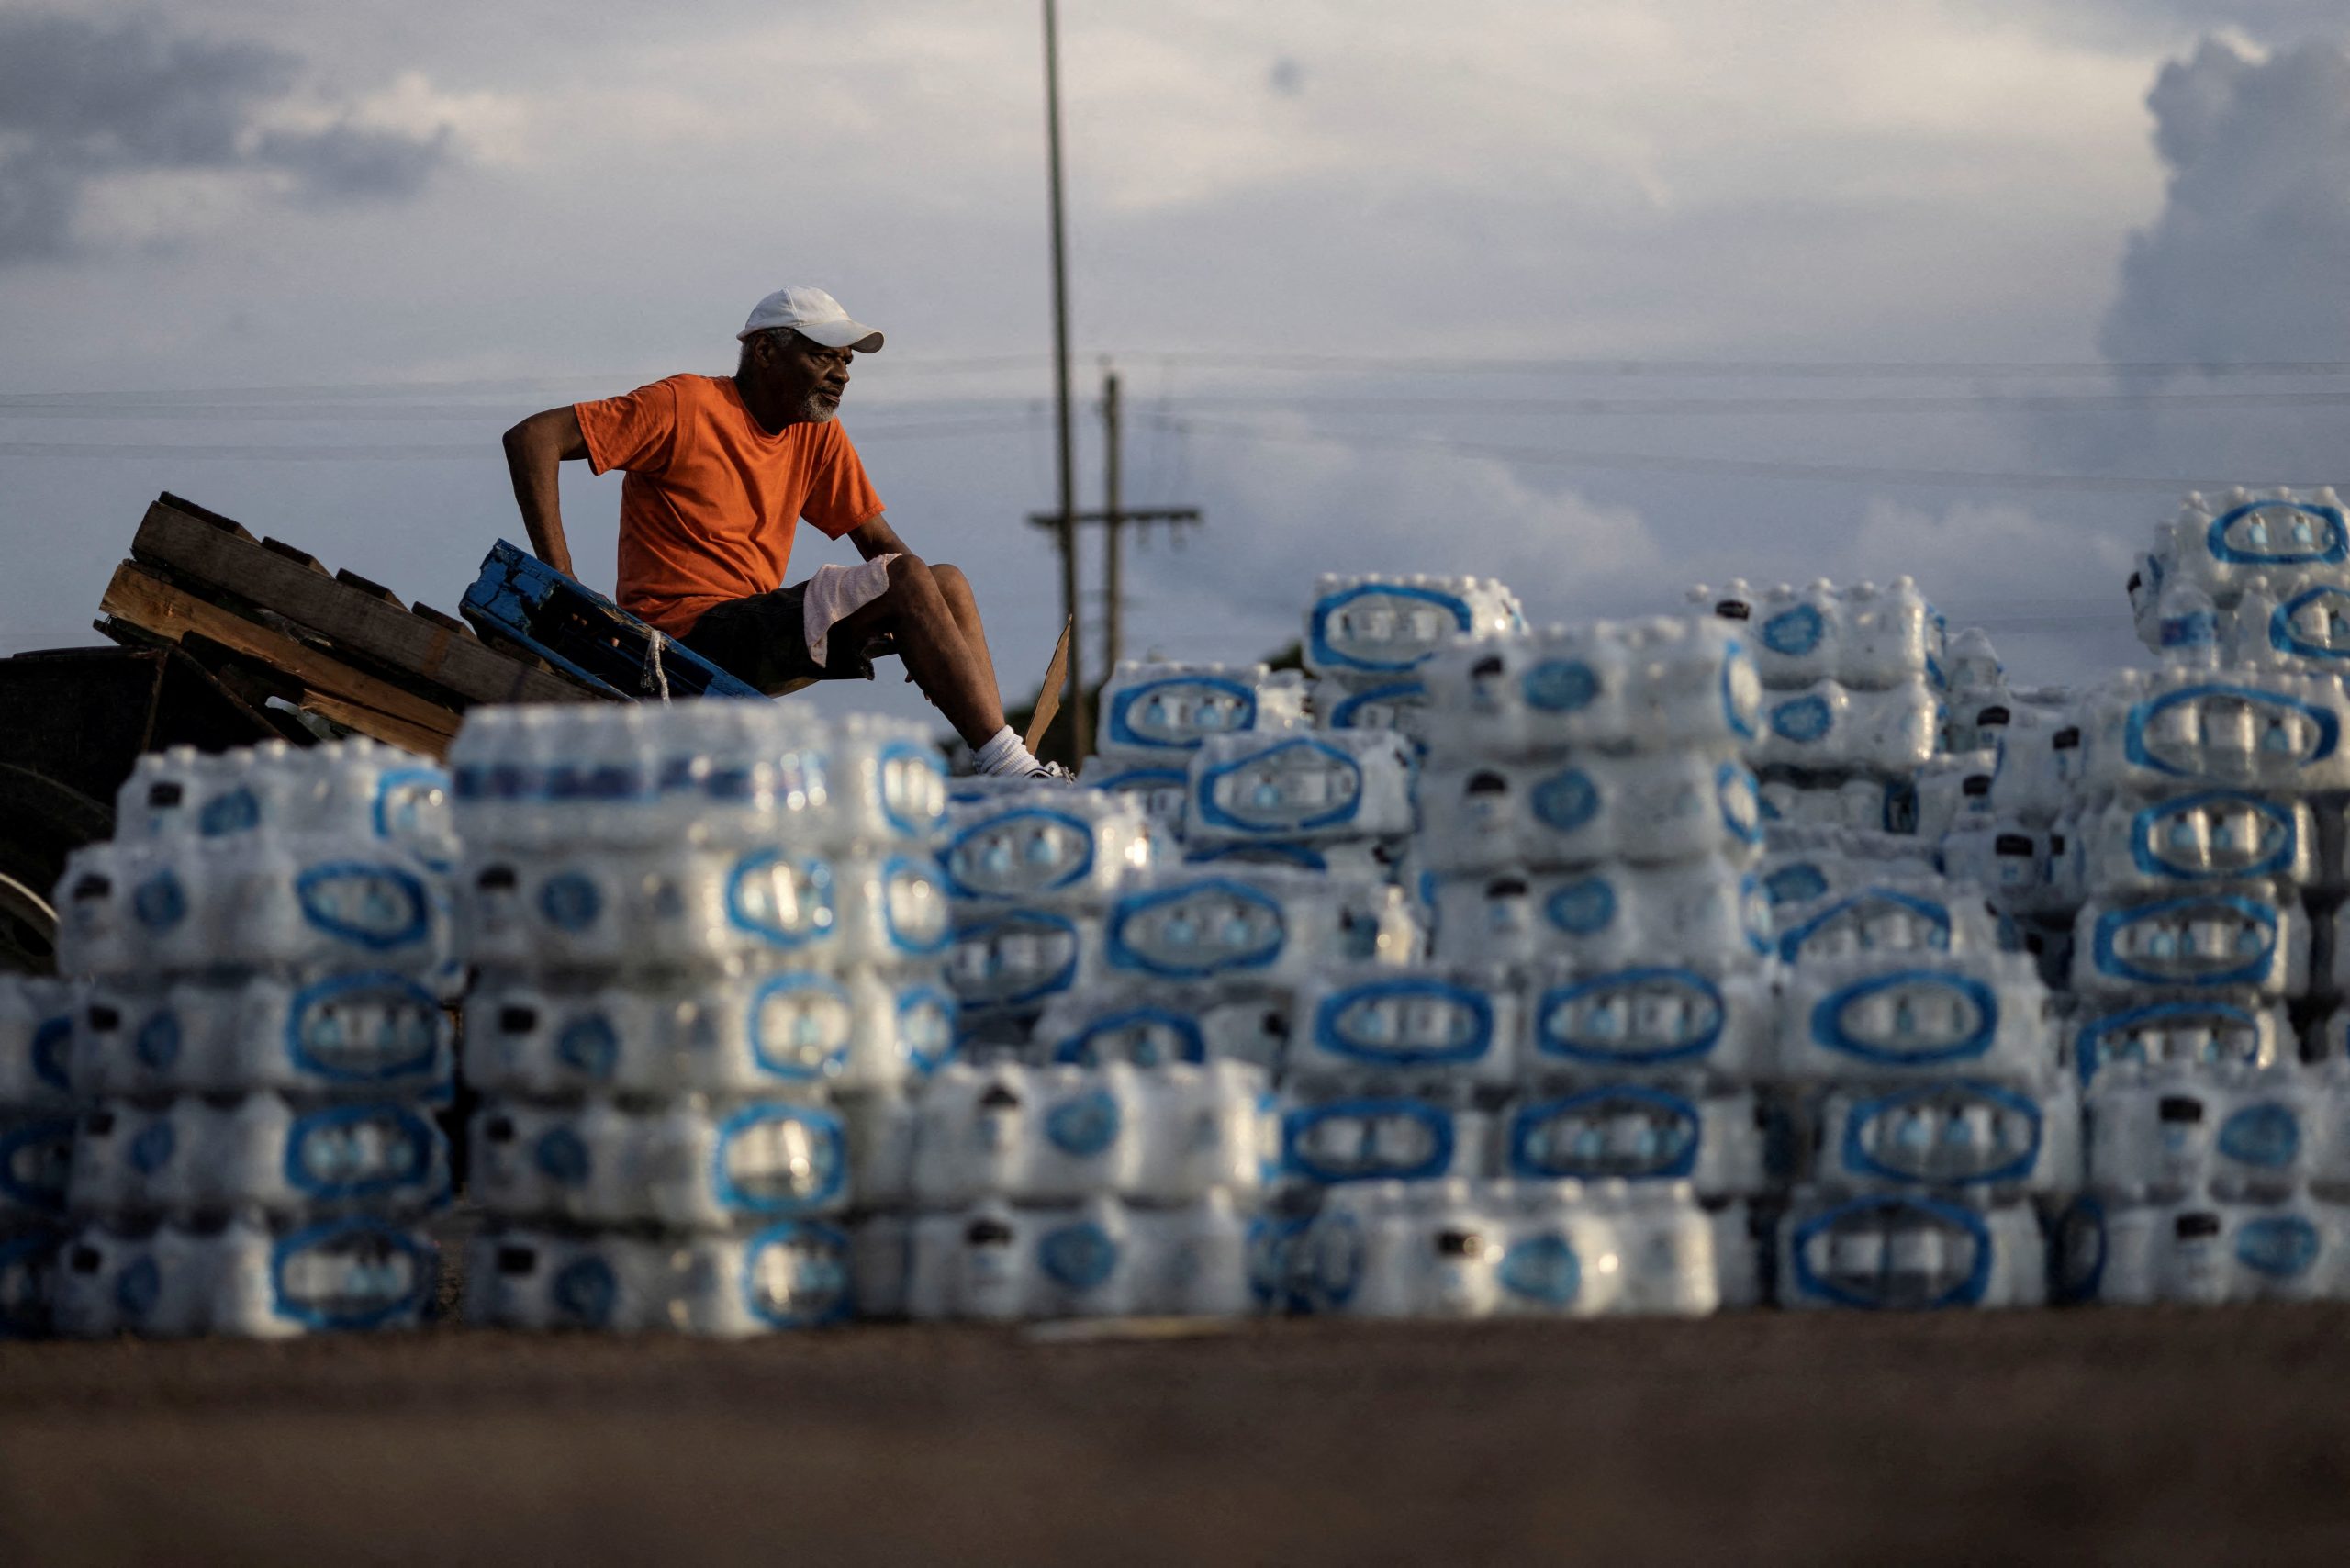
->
[828,555,1006,750]
[928,563,1002,703]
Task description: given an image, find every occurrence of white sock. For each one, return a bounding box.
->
[974,726,1041,778]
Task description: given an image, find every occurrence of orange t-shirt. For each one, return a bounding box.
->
[576,374,885,635]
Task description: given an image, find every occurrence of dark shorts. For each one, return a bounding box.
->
[683,584,880,694]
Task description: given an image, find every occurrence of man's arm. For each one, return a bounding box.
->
[501,406,590,577]
[845,512,918,566]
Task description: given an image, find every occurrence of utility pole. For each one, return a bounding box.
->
[1033,359,1201,674]
[1040,0,1085,756]
[1102,365,1124,670]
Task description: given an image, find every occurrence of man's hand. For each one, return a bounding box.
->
[502,407,589,577]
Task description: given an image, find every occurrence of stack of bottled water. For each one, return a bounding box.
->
[1080,659,1308,825]
[1767,864,2067,1311]
[1302,572,1525,748]
[861,784,1271,1321]
[48,740,458,1337]
[2125,487,2350,665]
[1690,578,1944,836]
[1267,613,1774,1320]
[0,977,77,1336]
[451,701,953,1335]
[2045,570,2350,1303]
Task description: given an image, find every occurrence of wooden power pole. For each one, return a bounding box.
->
[1040,0,1084,756]
[1032,360,1201,691]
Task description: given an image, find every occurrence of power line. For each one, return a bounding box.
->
[0,414,1042,461]
[1147,413,2336,495]
[13,386,2350,421]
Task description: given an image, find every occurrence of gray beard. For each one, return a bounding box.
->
[800,395,839,424]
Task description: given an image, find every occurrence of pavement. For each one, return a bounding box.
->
[5,1306,2350,1563]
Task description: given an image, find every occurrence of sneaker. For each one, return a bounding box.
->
[1025,760,1077,782]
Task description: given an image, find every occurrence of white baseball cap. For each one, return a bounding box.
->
[738,286,883,353]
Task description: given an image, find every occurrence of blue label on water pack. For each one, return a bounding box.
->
[1836,1081,2042,1186]
[896,985,957,1076]
[1037,1221,1120,1292]
[285,972,444,1084]
[1788,1195,1994,1311]
[1308,582,1473,673]
[2235,1214,2321,1279]
[1720,636,1760,739]
[29,1017,69,1092]
[1506,1086,1702,1181]
[944,808,1098,900]
[955,908,1082,1008]
[1769,692,1834,744]
[132,871,185,931]
[1776,888,1954,965]
[725,851,839,949]
[198,787,260,836]
[1534,968,1727,1067]
[1522,659,1599,713]
[1053,1006,1207,1069]
[1329,681,1427,732]
[2088,891,2278,990]
[128,1118,175,1175]
[1807,969,1998,1068]
[1313,977,1494,1069]
[1281,1098,1458,1184]
[1763,863,1831,907]
[297,862,431,950]
[1497,1235,1581,1305]
[285,1103,441,1202]
[2270,585,2350,661]
[1543,877,1617,936]
[2072,1000,2266,1087]
[747,973,853,1083]
[533,1126,591,1185]
[880,855,952,957]
[1762,603,1825,656]
[1718,763,1762,844]
[270,1220,432,1331]
[0,1119,73,1215]
[536,872,602,933]
[711,1103,847,1215]
[744,1221,854,1327]
[134,1010,181,1072]
[115,1256,162,1320]
[1194,738,1367,836]
[877,741,948,839]
[1045,1090,1123,1158]
[2127,791,2297,882]
[1529,768,1599,834]
[551,1255,618,1328]
[1106,879,1285,981]
[1106,674,1259,751]
[2206,500,2347,566]
[2216,1103,2300,1170]
[2121,685,2340,778]
[555,1014,620,1080]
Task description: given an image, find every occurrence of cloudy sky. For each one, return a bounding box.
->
[2,0,2346,728]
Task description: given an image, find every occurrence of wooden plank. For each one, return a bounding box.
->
[333,568,408,610]
[1024,618,1074,753]
[130,497,599,707]
[411,603,476,639]
[298,691,454,759]
[157,491,255,541]
[99,561,465,740]
[261,537,331,575]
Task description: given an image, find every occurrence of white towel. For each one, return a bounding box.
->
[802,554,899,666]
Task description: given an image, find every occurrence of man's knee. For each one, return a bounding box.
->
[931,562,971,605]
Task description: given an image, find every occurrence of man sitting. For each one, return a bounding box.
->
[501,285,1058,779]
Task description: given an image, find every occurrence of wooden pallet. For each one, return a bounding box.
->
[94,492,612,759]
